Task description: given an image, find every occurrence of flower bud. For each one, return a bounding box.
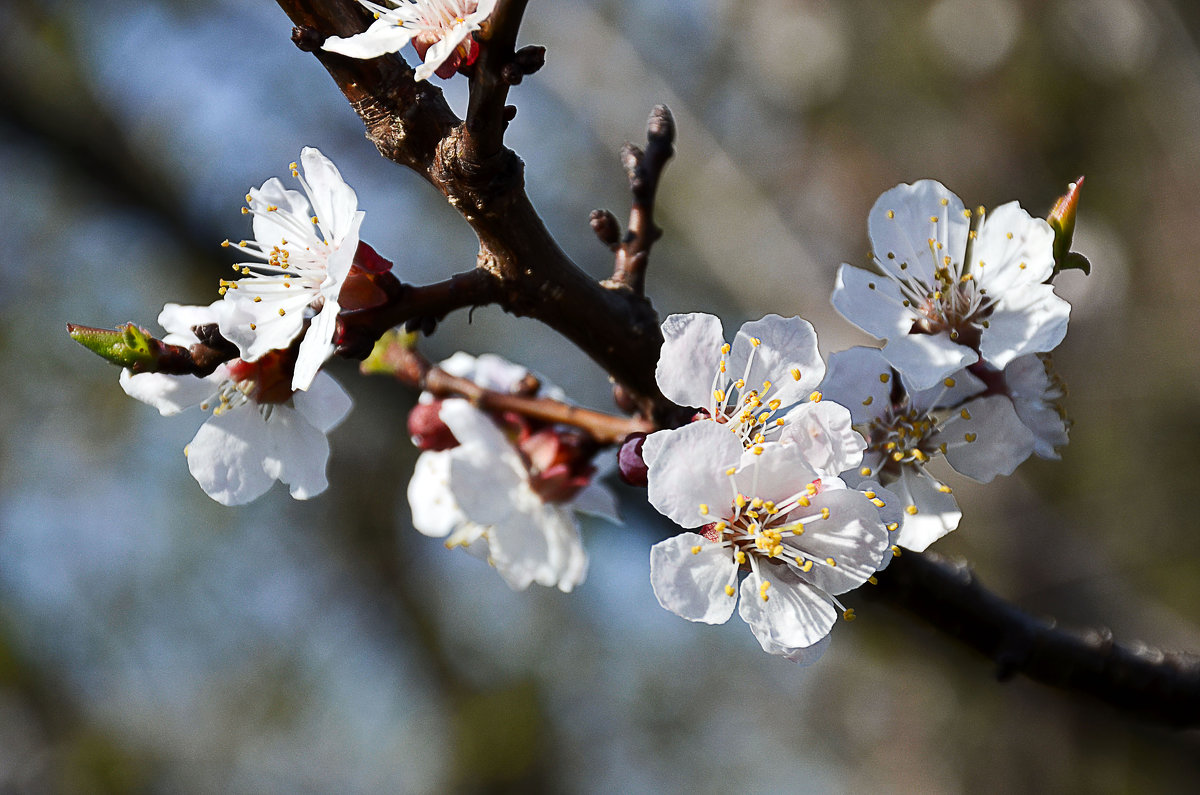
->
[1048,177,1091,276]
[617,432,649,486]
[67,322,158,369]
[408,401,460,451]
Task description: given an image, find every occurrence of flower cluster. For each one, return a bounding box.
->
[324,0,498,82]
[117,148,370,505]
[819,180,1072,549]
[642,313,896,663]
[407,353,618,592]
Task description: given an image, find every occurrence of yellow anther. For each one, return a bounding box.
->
[860,466,872,477]
[725,585,736,597]
[735,550,746,564]
[801,560,813,572]
[253,296,262,303]
[905,505,918,515]
[249,323,257,330]
[699,504,709,515]
[938,484,953,494]
[1019,262,1027,270]
[714,522,727,533]
[288,162,298,171]
[960,408,971,420]
[790,367,802,381]
[278,308,286,316]
[891,545,902,556]
[880,373,890,383]
[714,389,726,403]
[930,215,938,223]
[798,496,810,508]
[887,210,895,219]
[868,576,878,585]
[762,380,772,392]
[691,545,702,555]
[752,445,764,455]
[768,399,782,411]
[862,395,874,406]
[912,449,928,463]
[735,494,747,509]
[964,432,977,443]
[809,391,823,403]
[886,522,899,532]
[221,240,231,248]
[266,204,278,212]
[775,419,785,426]
[241,207,249,215]
[843,608,856,621]
[805,483,818,496]
[750,497,763,509]
[734,379,745,390]
[726,467,737,476]
[944,377,956,388]
[820,507,830,520]
[751,337,762,347]
[770,544,783,558]
[872,498,885,508]
[721,343,731,354]
[792,522,804,535]
[311,215,319,224]
[864,490,876,499]
[892,451,904,462]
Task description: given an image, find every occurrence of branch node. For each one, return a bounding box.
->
[291,25,324,52]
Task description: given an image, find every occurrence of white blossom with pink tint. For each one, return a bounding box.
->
[323,0,498,81]
[218,147,364,392]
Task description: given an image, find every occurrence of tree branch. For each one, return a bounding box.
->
[276,0,670,419]
[867,551,1200,728]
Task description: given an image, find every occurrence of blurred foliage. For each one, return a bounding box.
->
[2,0,1200,791]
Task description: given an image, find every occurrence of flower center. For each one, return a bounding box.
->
[706,338,810,448]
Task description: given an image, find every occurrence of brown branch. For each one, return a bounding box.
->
[276,0,671,421]
[463,0,531,162]
[607,105,676,295]
[865,551,1200,728]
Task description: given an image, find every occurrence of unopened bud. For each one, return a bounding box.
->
[67,322,158,369]
[408,401,460,451]
[617,432,649,487]
[589,209,621,250]
[1048,177,1091,277]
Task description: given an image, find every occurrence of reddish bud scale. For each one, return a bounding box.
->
[226,350,295,404]
[408,401,460,451]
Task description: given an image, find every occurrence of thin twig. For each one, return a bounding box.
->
[607,105,675,295]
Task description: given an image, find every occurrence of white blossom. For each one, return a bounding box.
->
[120,302,352,506]
[644,421,890,663]
[821,346,1034,551]
[833,180,1071,390]
[218,147,364,392]
[406,354,617,592]
[323,0,498,82]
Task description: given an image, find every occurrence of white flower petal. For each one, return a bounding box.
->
[831,264,911,340]
[323,15,419,59]
[820,347,895,426]
[120,370,217,417]
[738,565,837,655]
[291,300,340,392]
[730,314,825,405]
[656,313,726,409]
[644,422,743,528]
[265,405,333,500]
[1005,355,1069,459]
[790,488,888,595]
[489,502,587,592]
[881,333,977,392]
[650,534,739,624]
[408,451,468,538]
[979,284,1071,368]
[891,468,961,551]
[940,394,1034,482]
[292,371,353,433]
[185,403,276,506]
[868,180,968,283]
[157,301,223,343]
[300,147,360,244]
[570,481,620,523]
[778,400,865,478]
[972,201,1056,293]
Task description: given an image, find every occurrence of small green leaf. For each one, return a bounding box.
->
[360,328,420,376]
[1058,251,1091,276]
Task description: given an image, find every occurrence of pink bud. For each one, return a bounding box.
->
[408,401,460,450]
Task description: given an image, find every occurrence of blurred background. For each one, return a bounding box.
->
[3,0,1200,790]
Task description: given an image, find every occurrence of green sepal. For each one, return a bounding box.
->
[67,322,159,369]
[1057,251,1091,276]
